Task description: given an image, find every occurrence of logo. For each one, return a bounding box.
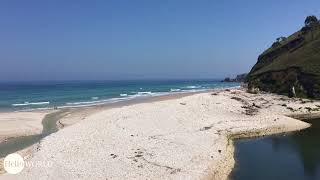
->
[3,153,25,174]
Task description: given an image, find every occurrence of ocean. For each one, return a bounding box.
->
[0,80,239,112]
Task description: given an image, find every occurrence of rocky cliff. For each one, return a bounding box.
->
[247,16,320,99]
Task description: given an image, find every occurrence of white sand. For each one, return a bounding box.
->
[2,89,320,180]
[0,111,50,141]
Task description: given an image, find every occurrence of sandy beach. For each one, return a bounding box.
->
[1,88,320,180]
[0,111,50,142]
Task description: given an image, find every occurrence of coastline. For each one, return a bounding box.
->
[1,88,320,179]
[0,90,216,174]
[0,90,209,141]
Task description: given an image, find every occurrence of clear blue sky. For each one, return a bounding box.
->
[0,0,319,81]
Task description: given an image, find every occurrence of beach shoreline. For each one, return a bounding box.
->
[0,89,219,174]
[0,90,211,141]
[1,88,320,179]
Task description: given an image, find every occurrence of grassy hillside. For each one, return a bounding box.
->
[247,16,320,98]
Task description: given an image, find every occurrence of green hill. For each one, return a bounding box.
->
[247,16,320,99]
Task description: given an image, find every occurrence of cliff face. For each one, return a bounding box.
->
[247,17,320,99]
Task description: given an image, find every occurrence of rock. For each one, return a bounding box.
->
[288,86,296,98]
[247,86,260,94]
[252,103,261,108]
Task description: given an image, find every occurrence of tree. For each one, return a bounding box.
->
[272,36,286,48]
[276,36,287,42]
[304,16,319,40]
[304,15,318,27]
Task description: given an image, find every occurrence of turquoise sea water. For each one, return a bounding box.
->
[0,80,239,111]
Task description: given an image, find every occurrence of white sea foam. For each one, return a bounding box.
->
[29,102,50,105]
[12,101,50,107]
[184,85,201,89]
[65,96,133,106]
[126,91,166,99]
[137,91,154,95]
[66,100,109,105]
[12,84,240,111]
[170,89,181,92]
[65,92,156,107]
[12,103,29,107]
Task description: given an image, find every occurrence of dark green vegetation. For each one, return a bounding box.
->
[0,110,68,157]
[247,15,320,98]
[231,118,320,180]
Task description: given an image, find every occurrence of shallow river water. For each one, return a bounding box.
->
[231,118,320,180]
[0,110,67,157]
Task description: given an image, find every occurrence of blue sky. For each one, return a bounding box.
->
[0,0,319,81]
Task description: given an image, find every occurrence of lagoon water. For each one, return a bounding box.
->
[0,110,66,157]
[0,80,239,112]
[231,119,320,180]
